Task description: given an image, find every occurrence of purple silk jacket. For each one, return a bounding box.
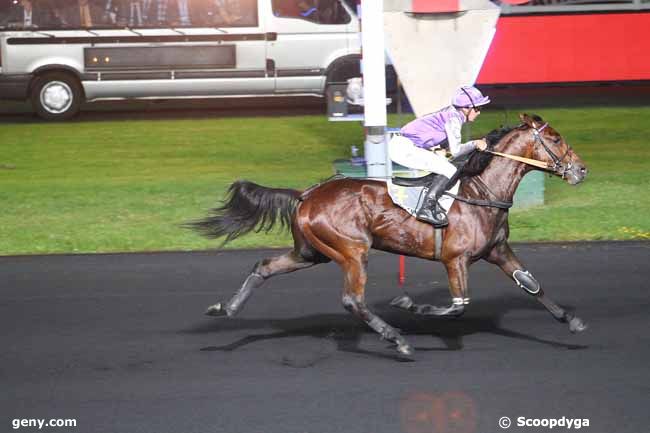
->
[400,106,472,156]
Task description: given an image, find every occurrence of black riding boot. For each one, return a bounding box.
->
[416,168,464,226]
[415,175,452,226]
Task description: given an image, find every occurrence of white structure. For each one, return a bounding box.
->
[361,0,500,177]
[384,0,500,117]
[361,0,390,178]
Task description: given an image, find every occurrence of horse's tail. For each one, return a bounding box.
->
[184,180,301,245]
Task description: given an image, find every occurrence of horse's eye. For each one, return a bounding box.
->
[553,137,562,145]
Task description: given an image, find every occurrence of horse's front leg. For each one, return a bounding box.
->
[486,241,587,333]
[390,254,468,317]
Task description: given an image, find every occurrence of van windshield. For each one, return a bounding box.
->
[0,0,259,31]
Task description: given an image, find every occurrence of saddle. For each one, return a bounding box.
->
[391,172,439,187]
[390,154,469,187]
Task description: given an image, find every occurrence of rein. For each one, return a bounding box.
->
[486,150,550,170]
[443,192,512,209]
[486,122,573,177]
[444,174,512,209]
[445,121,574,210]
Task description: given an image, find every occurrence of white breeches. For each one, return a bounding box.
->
[388,135,457,178]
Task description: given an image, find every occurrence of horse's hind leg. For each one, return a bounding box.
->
[340,251,414,357]
[205,250,317,317]
[486,241,587,333]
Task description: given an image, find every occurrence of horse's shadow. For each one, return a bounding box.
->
[183,293,588,362]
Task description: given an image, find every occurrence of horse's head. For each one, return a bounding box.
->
[519,113,588,185]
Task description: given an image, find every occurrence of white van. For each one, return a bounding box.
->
[0,0,361,120]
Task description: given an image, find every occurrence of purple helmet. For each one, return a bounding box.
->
[452,86,490,108]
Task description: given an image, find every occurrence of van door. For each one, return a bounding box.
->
[264,0,355,94]
[156,0,273,96]
[192,0,273,96]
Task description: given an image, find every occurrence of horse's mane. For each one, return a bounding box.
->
[459,125,518,178]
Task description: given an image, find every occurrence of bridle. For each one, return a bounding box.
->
[531,122,573,178]
[445,121,578,210]
[449,121,576,210]
[488,122,574,179]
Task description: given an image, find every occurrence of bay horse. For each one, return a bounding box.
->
[186,113,588,356]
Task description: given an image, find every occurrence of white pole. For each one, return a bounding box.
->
[361,0,390,179]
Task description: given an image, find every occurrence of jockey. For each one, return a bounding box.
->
[388,85,491,226]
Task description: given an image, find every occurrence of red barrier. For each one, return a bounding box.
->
[477,12,650,84]
[412,0,460,13]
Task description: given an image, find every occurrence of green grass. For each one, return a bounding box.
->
[1,106,649,255]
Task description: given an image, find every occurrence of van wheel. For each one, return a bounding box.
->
[30,72,83,121]
[326,56,361,87]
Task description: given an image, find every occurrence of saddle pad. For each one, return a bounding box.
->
[386,179,460,217]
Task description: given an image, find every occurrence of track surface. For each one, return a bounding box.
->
[1,242,648,433]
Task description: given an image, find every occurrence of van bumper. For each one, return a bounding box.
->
[0,73,31,100]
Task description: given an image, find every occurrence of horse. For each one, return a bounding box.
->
[186,113,588,357]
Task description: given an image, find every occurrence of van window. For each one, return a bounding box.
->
[272,0,350,25]
[0,0,259,31]
[197,0,259,27]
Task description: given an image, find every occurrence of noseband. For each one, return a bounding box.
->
[531,123,573,178]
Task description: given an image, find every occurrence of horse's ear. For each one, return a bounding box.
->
[519,113,539,129]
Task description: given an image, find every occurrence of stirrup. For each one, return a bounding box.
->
[416,203,448,227]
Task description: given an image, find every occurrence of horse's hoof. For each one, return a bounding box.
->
[205,303,228,317]
[431,305,464,317]
[449,308,465,318]
[390,295,414,311]
[397,342,415,358]
[569,316,588,333]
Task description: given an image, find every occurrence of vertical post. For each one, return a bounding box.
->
[361,0,390,179]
